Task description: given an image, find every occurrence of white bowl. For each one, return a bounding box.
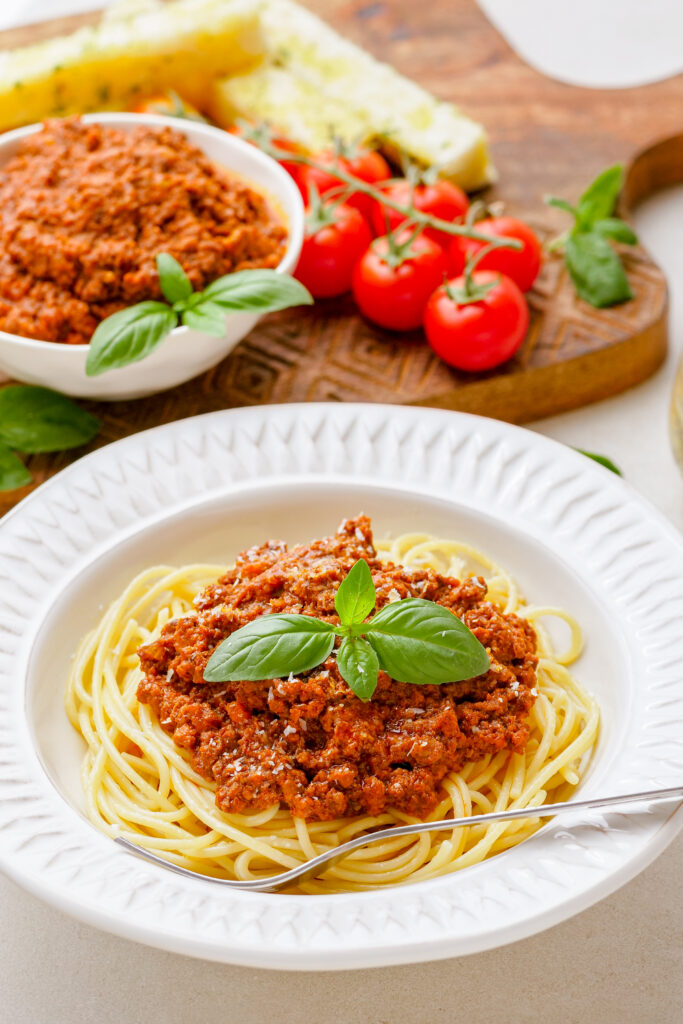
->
[0,404,682,969]
[0,113,304,401]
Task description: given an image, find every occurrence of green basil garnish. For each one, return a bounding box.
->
[204,558,490,701]
[592,218,638,245]
[0,441,33,491]
[576,449,622,475]
[203,614,336,682]
[157,252,193,304]
[201,268,313,312]
[0,385,99,452]
[86,302,177,377]
[86,255,313,376]
[334,556,376,625]
[365,598,490,685]
[337,636,380,701]
[181,302,230,338]
[546,164,637,308]
[564,232,632,309]
[0,385,100,491]
[574,165,624,229]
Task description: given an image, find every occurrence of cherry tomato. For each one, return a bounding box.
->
[352,231,449,331]
[448,217,542,292]
[270,137,307,189]
[299,148,391,220]
[371,179,469,247]
[294,201,373,298]
[424,270,529,371]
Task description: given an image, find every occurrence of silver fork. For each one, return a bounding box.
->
[115,785,683,892]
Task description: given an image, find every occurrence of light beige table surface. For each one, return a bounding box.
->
[1,835,681,1024]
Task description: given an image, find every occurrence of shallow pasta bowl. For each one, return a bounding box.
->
[0,112,304,401]
[1,403,682,969]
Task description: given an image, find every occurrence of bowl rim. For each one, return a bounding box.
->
[0,402,682,970]
[0,111,305,353]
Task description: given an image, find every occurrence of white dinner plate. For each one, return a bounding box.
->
[0,403,682,969]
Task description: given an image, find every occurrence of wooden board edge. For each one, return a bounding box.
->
[412,301,669,423]
[621,133,683,213]
[0,11,100,48]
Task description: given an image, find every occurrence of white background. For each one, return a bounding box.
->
[5,0,683,89]
[479,0,683,88]
[1,1,682,1021]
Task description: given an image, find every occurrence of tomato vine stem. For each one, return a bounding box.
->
[255,133,523,251]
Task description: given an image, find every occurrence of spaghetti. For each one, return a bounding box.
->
[65,530,599,894]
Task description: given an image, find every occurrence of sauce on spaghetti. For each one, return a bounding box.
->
[0,116,286,344]
[137,517,538,822]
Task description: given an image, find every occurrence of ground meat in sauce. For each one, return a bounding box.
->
[0,116,286,344]
[137,516,539,822]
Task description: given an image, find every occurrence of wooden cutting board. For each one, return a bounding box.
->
[1,0,681,515]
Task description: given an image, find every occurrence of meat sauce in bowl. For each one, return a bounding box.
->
[0,116,287,345]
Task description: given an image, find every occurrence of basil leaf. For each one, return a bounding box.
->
[592,218,638,245]
[577,449,622,475]
[366,598,489,685]
[86,302,178,376]
[565,231,632,308]
[204,614,335,682]
[181,301,228,337]
[156,253,193,305]
[334,558,376,626]
[200,269,313,312]
[0,386,99,452]
[337,636,379,701]
[0,442,32,491]
[182,291,208,311]
[576,164,623,229]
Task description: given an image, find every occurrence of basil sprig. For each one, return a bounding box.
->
[577,449,622,475]
[86,254,313,376]
[204,558,490,701]
[0,385,100,491]
[546,165,637,308]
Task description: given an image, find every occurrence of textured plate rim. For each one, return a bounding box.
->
[0,403,682,970]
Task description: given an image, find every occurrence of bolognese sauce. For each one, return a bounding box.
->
[0,116,286,344]
[137,516,538,822]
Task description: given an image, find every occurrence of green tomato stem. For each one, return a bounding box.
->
[263,139,522,250]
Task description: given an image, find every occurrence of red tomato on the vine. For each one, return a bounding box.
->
[448,217,542,292]
[271,137,307,188]
[299,147,391,220]
[294,201,372,299]
[352,230,449,331]
[424,270,529,371]
[371,179,469,247]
